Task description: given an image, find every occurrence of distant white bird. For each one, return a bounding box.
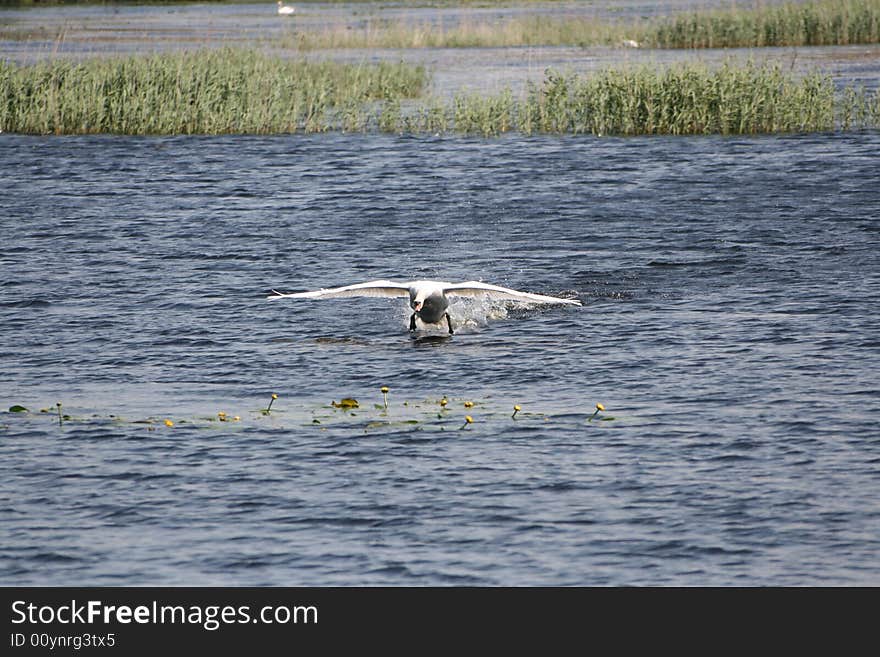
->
[277,1,295,15]
[621,39,640,48]
[268,279,581,334]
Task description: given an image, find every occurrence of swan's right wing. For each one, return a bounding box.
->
[268,280,411,300]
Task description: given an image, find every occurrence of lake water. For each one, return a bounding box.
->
[1,131,879,585]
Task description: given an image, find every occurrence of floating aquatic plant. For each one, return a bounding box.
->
[4,388,614,433]
[589,403,606,422]
[263,393,279,415]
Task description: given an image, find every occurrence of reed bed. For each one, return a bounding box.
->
[3,54,878,136]
[521,61,840,136]
[0,49,428,135]
[648,0,880,49]
[395,62,880,136]
[290,15,623,51]
[284,0,880,51]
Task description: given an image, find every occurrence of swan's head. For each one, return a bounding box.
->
[410,289,448,323]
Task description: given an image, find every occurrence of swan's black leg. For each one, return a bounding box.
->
[445,313,454,335]
[410,313,417,331]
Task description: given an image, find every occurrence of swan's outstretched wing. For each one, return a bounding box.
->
[443,281,582,306]
[268,280,411,300]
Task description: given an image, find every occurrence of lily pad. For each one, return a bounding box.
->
[9,405,28,413]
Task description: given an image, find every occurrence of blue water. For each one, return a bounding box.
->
[1,132,879,585]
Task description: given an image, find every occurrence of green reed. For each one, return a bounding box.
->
[3,53,878,136]
[289,15,626,51]
[281,0,880,51]
[647,0,880,49]
[394,62,880,136]
[4,1,879,52]
[0,49,427,135]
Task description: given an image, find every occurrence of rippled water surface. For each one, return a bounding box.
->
[2,132,879,585]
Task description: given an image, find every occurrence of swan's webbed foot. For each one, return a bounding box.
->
[410,313,417,332]
[445,313,454,335]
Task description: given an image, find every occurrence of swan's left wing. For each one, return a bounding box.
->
[443,281,582,306]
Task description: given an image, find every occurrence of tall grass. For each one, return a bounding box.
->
[290,15,623,51]
[648,0,880,49]
[520,62,838,135]
[3,54,878,136]
[396,62,880,136]
[283,0,880,51]
[0,49,428,135]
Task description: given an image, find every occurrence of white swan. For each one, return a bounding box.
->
[277,2,295,16]
[268,279,581,334]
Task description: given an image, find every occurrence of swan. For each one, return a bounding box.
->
[277,2,295,15]
[268,279,581,334]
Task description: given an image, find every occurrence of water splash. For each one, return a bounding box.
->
[394,297,512,333]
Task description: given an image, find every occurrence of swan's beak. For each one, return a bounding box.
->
[413,301,422,312]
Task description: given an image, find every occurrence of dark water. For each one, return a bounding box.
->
[1,132,879,585]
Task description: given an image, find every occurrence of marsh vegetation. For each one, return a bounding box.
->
[2,2,879,136]
[3,52,878,135]
[0,49,427,134]
[285,0,880,51]
[400,62,880,136]
[649,0,880,49]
